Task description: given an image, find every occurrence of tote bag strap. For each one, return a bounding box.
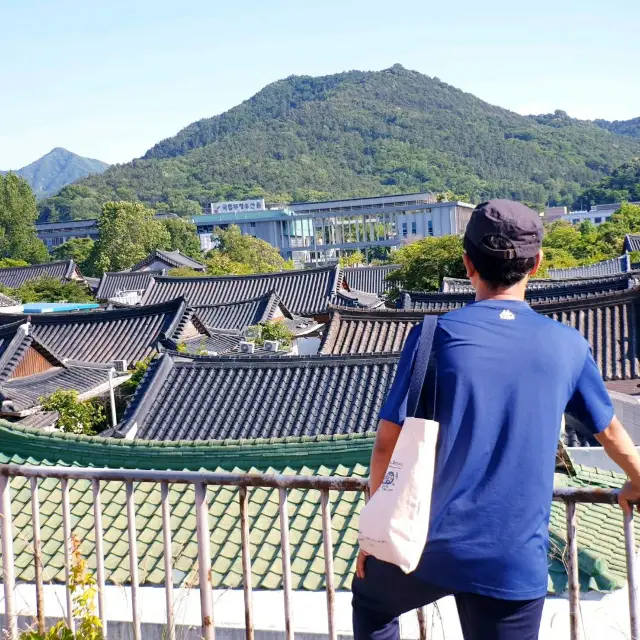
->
[407,315,438,419]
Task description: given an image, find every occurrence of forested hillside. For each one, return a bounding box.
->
[595,117,640,140]
[39,65,640,221]
[574,158,640,208]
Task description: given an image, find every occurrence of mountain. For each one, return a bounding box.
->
[38,65,640,221]
[594,117,640,140]
[3,148,109,200]
[574,158,640,209]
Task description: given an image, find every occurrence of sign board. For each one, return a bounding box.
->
[211,199,265,214]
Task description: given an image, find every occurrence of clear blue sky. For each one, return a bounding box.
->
[1,0,639,169]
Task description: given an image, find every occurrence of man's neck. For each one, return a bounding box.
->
[474,278,528,302]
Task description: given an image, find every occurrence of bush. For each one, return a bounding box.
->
[248,320,294,349]
[39,390,106,435]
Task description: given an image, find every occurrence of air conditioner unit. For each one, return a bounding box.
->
[239,341,255,354]
[112,359,128,373]
[264,340,279,352]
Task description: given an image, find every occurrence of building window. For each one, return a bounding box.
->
[606,216,612,221]
[594,217,602,224]
[427,221,434,236]
[572,219,580,224]
[402,222,408,238]
[250,222,256,228]
[411,221,417,235]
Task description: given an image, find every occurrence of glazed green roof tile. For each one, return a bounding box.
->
[0,421,635,594]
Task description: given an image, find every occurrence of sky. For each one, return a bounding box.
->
[1,0,639,169]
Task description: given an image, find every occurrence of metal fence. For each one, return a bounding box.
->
[0,464,637,640]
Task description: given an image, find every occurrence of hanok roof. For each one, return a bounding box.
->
[0,260,81,289]
[331,289,385,310]
[0,423,633,594]
[343,265,399,294]
[319,308,423,355]
[0,321,112,414]
[140,265,342,316]
[625,234,640,253]
[0,298,204,366]
[113,352,399,441]
[130,249,205,272]
[548,255,631,280]
[95,270,164,301]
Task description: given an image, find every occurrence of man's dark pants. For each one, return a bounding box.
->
[352,557,544,640]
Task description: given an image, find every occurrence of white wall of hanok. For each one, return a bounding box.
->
[2,580,636,640]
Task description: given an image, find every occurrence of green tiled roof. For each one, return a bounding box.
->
[0,422,635,594]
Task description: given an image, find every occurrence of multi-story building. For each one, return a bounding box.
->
[194,193,474,264]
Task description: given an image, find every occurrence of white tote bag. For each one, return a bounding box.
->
[358,316,439,573]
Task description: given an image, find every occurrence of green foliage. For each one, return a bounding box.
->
[161,217,202,259]
[205,225,293,274]
[52,238,95,268]
[595,118,640,140]
[167,266,208,277]
[120,358,150,395]
[88,201,171,275]
[0,258,28,268]
[3,276,94,303]
[0,173,49,263]
[574,158,640,209]
[339,250,365,267]
[249,320,294,348]
[20,535,103,639]
[37,67,640,218]
[386,235,465,295]
[39,390,106,436]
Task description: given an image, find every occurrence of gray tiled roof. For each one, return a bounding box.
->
[113,352,399,441]
[0,299,200,366]
[319,308,423,355]
[343,265,400,294]
[332,289,384,310]
[625,235,640,253]
[548,256,631,279]
[130,249,205,272]
[0,260,79,289]
[95,270,164,301]
[192,291,284,331]
[140,265,341,316]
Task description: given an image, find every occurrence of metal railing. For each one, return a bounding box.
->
[0,465,637,640]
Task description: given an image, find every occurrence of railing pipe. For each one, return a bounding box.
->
[321,491,337,640]
[61,478,75,632]
[30,477,45,635]
[0,474,17,640]
[279,488,294,640]
[195,482,215,640]
[161,482,176,640]
[566,501,581,640]
[624,511,639,640]
[126,481,141,640]
[92,479,108,638]
[239,487,254,640]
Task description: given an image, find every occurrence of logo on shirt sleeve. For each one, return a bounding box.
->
[499,309,516,320]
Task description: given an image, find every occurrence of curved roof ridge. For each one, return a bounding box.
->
[150,264,339,283]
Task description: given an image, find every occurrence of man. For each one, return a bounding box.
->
[352,200,640,640]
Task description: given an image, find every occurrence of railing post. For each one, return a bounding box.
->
[126,481,141,640]
[0,474,17,640]
[195,482,215,640]
[321,491,337,640]
[161,482,176,640]
[566,501,581,640]
[417,606,429,640]
[624,510,639,640]
[92,479,108,638]
[30,477,45,635]
[279,488,294,640]
[61,478,75,632]
[239,487,254,640]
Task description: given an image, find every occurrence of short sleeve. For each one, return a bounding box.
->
[378,324,421,426]
[565,349,614,435]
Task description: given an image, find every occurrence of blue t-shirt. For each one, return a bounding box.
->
[379,299,614,600]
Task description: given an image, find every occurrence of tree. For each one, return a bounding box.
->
[52,238,95,267]
[205,225,293,274]
[0,258,28,268]
[89,201,171,275]
[386,235,465,296]
[4,276,94,303]
[339,250,365,267]
[161,217,202,259]
[0,173,49,263]
[39,389,106,435]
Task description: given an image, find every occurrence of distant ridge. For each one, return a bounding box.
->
[39,64,640,220]
[2,148,109,199]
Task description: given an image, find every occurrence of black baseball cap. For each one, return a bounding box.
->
[464,199,543,260]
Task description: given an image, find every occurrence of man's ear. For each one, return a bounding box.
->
[463,253,475,279]
[530,250,543,276]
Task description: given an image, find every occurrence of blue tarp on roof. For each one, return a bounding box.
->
[22,303,100,314]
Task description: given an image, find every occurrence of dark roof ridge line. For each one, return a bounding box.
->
[0,259,74,273]
[151,264,339,283]
[169,351,402,366]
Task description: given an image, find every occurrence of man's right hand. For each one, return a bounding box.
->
[618,480,640,515]
[356,549,369,579]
